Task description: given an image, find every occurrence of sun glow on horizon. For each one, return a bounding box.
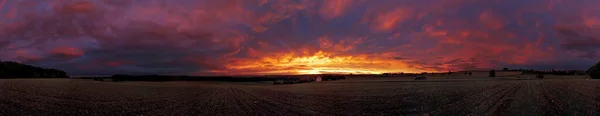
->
[220,51,435,75]
[298,68,384,75]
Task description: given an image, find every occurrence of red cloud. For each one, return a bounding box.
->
[65,1,95,12]
[51,47,83,57]
[479,9,504,30]
[15,49,41,62]
[4,8,15,19]
[367,7,414,32]
[247,47,261,57]
[319,0,353,19]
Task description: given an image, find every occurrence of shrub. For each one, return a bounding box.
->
[536,74,544,79]
[414,75,426,80]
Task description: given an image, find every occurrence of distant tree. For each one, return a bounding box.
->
[489,70,496,77]
[503,68,508,71]
[588,61,600,79]
[468,72,472,76]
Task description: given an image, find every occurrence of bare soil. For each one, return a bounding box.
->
[0,75,599,115]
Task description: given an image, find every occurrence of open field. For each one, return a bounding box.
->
[1,75,599,115]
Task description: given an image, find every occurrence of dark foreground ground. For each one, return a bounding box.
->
[0,74,599,115]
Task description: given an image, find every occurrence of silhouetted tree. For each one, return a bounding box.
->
[0,61,69,78]
[503,68,508,71]
[489,70,496,77]
[587,61,600,79]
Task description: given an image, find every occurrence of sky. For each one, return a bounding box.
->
[0,0,599,76]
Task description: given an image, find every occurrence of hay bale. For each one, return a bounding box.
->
[587,61,600,79]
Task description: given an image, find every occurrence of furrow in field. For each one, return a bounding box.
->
[424,82,509,115]
[484,82,524,115]
[455,81,520,115]
[236,87,330,115]
[542,81,598,115]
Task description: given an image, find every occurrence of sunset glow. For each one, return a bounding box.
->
[222,51,428,75]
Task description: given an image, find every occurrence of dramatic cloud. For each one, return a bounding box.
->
[0,0,598,75]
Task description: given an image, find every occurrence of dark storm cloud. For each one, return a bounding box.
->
[555,25,600,58]
[0,0,242,75]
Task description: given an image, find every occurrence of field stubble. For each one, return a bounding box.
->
[0,75,599,116]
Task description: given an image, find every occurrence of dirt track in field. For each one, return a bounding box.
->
[0,77,599,115]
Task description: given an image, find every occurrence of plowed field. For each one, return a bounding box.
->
[1,76,599,115]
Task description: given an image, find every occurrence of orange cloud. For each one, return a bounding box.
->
[318,36,364,52]
[332,40,354,52]
[252,25,268,32]
[257,41,270,49]
[319,36,333,49]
